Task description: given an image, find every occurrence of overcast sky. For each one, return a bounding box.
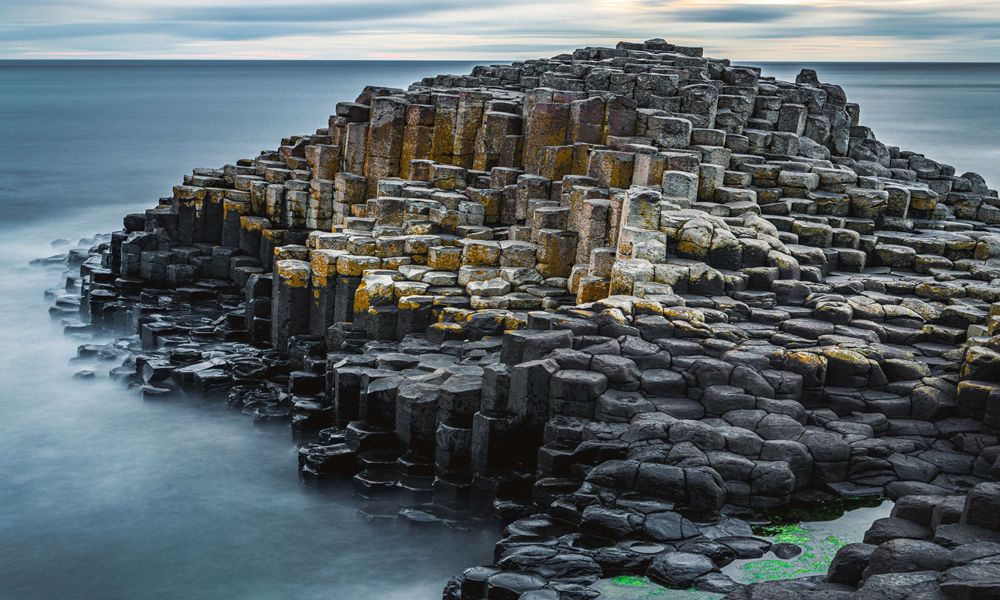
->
[2,0,999,61]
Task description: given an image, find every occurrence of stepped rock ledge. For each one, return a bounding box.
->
[48,39,1000,600]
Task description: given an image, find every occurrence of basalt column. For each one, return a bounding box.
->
[271,259,311,352]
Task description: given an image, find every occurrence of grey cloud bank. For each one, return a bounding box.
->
[1,0,999,61]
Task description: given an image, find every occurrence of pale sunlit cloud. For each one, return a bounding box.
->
[0,0,998,60]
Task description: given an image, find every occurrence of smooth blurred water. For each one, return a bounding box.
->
[0,60,493,600]
[0,60,479,229]
[0,60,998,599]
[0,275,496,600]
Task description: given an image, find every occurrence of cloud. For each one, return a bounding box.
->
[673,4,804,24]
[156,1,472,24]
[0,0,999,60]
[0,21,346,42]
[846,6,1000,41]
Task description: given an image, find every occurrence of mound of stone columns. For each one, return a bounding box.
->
[46,38,1000,600]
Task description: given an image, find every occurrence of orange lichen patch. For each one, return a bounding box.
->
[276,260,311,288]
[336,255,381,277]
[241,216,271,232]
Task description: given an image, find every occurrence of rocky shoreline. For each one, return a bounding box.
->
[41,39,1000,600]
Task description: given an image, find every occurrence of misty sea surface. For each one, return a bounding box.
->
[0,60,998,599]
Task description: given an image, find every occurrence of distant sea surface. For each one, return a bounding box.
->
[0,60,998,600]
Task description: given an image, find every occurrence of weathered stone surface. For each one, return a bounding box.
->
[54,38,1000,600]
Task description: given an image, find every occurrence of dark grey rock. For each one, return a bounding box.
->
[946,543,1000,569]
[669,420,726,451]
[677,539,738,565]
[963,482,1000,531]
[639,368,686,395]
[889,453,943,483]
[486,571,549,600]
[869,539,951,575]
[938,559,1000,600]
[684,466,727,511]
[702,385,756,415]
[892,495,953,525]
[886,481,961,500]
[731,577,854,600]
[863,517,933,545]
[647,551,716,587]
[589,355,641,387]
[771,543,802,559]
[717,536,771,559]
[827,542,876,586]
[850,571,945,600]
[642,511,700,542]
[580,505,642,540]
[934,524,1000,549]
[693,571,743,593]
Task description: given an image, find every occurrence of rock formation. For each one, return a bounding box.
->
[52,39,1000,600]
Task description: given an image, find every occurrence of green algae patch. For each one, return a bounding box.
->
[753,523,811,545]
[730,534,850,583]
[590,577,723,600]
[593,499,894,597]
[612,575,651,586]
[722,499,893,585]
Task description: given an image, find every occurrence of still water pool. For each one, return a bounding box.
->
[591,497,894,600]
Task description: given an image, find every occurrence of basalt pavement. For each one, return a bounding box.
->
[40,39,1000,600]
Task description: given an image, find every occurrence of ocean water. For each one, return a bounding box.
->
[0,60,494,600]
[0,60,998,599]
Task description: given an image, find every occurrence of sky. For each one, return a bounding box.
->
[2,0,999,61]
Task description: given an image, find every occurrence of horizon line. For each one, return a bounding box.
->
[3,57,1000,64]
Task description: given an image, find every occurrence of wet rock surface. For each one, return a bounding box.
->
[37,38,1000,600]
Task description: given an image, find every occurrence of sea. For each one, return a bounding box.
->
[0,60,998,599]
